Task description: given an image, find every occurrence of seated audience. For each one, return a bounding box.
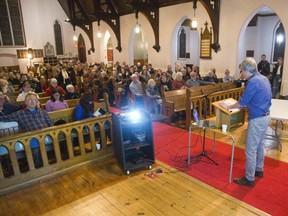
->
[154,69,163,79]
[16,81,37,102]
[74,93,95,120]
[0,92,22,116]
[36,76,48,93]
[45,88,69,112]
[140,65,151,81]
[0,92,22,136]
[203,71,218,83]
[0,92,53,131]
[0,74,15,93]
[186,72,214,87]
[0,92,52,167]
[172,72,186,90]
[45,78,66,97]
[64,84,80,100]
[18,74,28,90]
[223,69,235,82]
[0,79,9,93]
[145,79,162,114]
[7,71,20,85]
[159,75,172,95]
[147,63,155,75]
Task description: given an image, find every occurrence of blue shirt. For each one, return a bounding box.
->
[238,71,272,120]
[74,104,93,121]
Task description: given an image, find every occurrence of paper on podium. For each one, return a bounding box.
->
[212,98,241,114]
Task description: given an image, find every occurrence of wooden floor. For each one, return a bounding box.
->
[0,120,287,216]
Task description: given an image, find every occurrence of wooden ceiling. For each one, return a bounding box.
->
[57,0,220,53]
[58,0,193,18]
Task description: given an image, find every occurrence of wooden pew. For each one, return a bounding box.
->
[185,87,245,130]
[162,88,187,123]
[0,93,112,195]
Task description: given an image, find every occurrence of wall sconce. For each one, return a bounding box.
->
[27,48,33,59]
[97,20,102,38]
[135,11,141,34]
[191,0,198,28]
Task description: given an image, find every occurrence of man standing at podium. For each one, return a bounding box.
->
[228,58,272,187]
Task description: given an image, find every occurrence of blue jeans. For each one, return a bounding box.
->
[245,115,270,181]
[272,74,281,98]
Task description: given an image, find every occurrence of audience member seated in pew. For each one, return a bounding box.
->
[203,70,218,83]
[0,92,53,167]
[159,75,172,95]
[0,92,22,136]
[186,72,214,87]
[223,69,235,82]
[74,93,110,148]
[16,81,38,102]
[45,78,66,97]
[172,72,187,90]
[0,92,22,116]
[45,88,69,112]
[145,79,162,114]
[64,84,80,100]
[75,93,95,120]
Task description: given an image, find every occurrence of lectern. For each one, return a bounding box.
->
[212,98,245,131]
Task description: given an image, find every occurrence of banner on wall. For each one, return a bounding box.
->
[107,49,113,62]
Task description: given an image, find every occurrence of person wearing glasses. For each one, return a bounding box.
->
[0,92,53,167]
[45,88,68,112]
[228,58,271,187]
[0,92,52,132]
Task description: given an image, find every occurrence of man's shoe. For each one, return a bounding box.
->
[255,171,264,178]
[233,177,255,187]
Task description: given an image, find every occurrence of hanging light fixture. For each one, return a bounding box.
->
[135,11,141,33]
[73,26,78,41]
[191,0,198,28]
[73,34,78,41]
[97,20,102,38]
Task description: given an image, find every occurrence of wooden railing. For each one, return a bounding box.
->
[0,93,112,195]
[162,83,233,124]
[185,86,245,129]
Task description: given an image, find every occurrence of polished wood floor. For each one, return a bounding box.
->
[0,120,286,216]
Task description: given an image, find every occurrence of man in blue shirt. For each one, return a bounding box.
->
[229,58,272,187]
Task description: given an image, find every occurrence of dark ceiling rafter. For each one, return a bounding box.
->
[199,0,221,52]
[132,0,160,52]
[93,0,122,52]
[65,0,95,52]
[59,0,221,54]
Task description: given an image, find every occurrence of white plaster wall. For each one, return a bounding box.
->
[2,0,288,94]
[0,0,79,72]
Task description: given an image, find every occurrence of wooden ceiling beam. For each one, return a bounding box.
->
[132,0,160,52]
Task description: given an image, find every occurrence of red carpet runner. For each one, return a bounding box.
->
[153,122,288,216]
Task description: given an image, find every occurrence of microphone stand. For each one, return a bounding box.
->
[188,88,219,166]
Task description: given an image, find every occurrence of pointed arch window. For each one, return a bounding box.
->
[54,20,64,55]
[178,28,186,59]
[273,22,285,62]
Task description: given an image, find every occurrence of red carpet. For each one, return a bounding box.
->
[153,122,288,216]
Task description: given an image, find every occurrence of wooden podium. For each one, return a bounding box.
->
[212,98,245,131]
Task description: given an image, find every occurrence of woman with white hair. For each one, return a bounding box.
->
[172,72,186,90]
[64,84,80,100]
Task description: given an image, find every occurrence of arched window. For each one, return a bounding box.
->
[178,28,186,59]
[54,20,64,55]
[273,22,285,62]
